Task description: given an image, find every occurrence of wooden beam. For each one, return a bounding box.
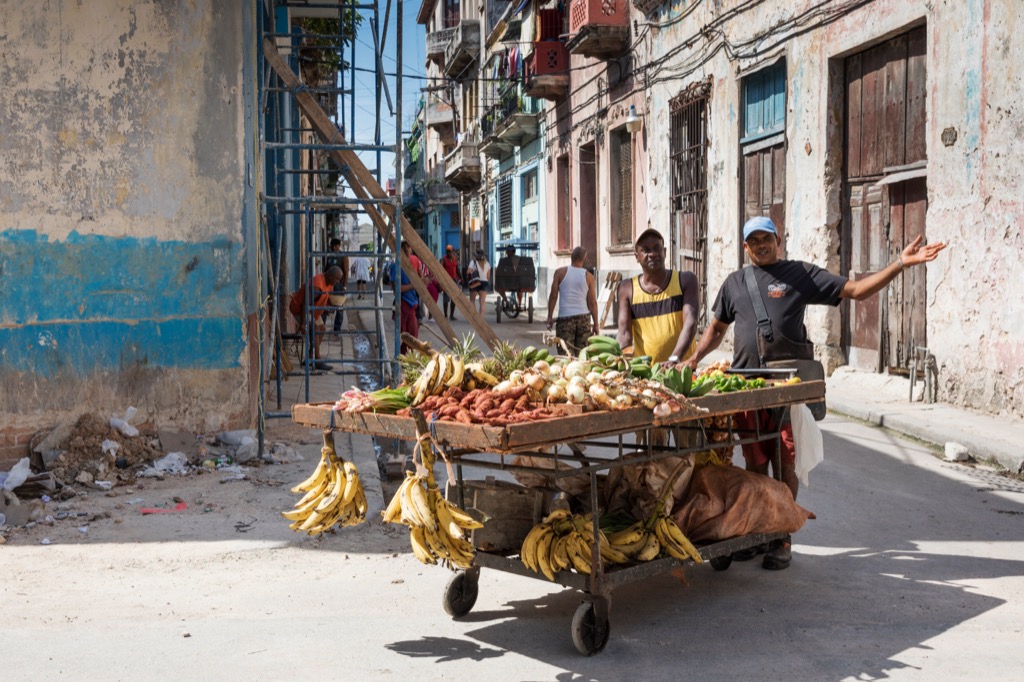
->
[262,38,500,350]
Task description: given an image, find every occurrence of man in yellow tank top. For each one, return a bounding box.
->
[616,229,699,364]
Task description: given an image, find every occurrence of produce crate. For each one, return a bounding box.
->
[447,477,546,552]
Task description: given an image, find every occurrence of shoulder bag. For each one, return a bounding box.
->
[744,266,827,420]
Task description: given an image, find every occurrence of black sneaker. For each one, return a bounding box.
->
[313,362,332,372]
[762,535,792,570]
[732,543,768,561]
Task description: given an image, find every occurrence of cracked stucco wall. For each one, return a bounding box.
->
[0,0,251,447]
[640,0,1024,418]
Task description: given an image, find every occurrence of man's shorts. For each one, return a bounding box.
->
[733,409,795,469]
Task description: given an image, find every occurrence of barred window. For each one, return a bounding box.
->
[498,176,513,232]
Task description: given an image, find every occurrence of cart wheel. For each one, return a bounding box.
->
[506,297,520,319]
[527,296,534,323]
[709,555,733,572]
[442,570,479,618]
[571,600,610,656]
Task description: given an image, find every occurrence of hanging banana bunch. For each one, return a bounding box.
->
[282,432,368,535]
[381,427,483,569]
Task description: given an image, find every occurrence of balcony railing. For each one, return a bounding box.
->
[492,89,541,144]
[567,0,629,59]
[444,137,482,192]
[444,20,482,80]
[425,99,456,146]
[424,168,459,204]
[426,27,457,65]
[525,41,570,101]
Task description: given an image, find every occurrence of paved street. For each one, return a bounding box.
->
[4,301,1023,681]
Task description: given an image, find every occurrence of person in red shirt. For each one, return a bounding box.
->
[439,245,462,320]
[289,266,343,371]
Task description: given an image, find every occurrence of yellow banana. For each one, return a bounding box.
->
[600,541,630,565]
[339,460,361,508]
[608,523,645,547]
[407,480,438,531]
[434,497,465,540]
[290,450,330,493]
[409,525,437,565]
[520,523,547,572]
[550,533,571,572]
[543,508,572,525]
[432,353,450,395]
[466,363,499,387]
[635,532,661,561]
[442,500,484,530]
[441,532,476,569]
[422,523,452,561]
[381,474,408,524]
[567,534,593,574]
[445,356,465,388]
[536,528,557,581]
[661,515,703,564]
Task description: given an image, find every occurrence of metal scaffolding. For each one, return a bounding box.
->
[256,0,404,435]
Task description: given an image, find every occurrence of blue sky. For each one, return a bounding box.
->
[345,2,425,185]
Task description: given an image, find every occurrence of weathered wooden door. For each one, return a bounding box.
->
[670,80,711,329]
[842,26,927,371]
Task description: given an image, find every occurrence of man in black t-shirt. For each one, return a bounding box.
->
[688,216,946,570]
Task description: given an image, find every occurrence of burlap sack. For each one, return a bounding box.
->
[671,465,814,544]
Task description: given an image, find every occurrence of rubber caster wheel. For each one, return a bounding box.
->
[709,555,733,572]
[571,601,610,656]
[442,570,479,618]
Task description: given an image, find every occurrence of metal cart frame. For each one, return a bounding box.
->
[292,381,824,655]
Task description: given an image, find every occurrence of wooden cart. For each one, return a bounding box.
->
[292,381,825,655]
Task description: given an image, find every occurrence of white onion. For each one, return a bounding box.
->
[585,371,604,384]
[525,372,547,392]
[547,384,567,402]
[588,383,612,408]
[653,402,672,418]
[493,380,513,393]
[614,394,633,408]
[567,384,587,404]
[563,361,587,379]
[603,370,622,381]
[509,370,524,385]
[532,360,551,374]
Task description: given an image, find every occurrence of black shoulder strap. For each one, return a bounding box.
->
[743,266,774,343]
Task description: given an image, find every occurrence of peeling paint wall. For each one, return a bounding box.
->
[0,0,252,455]
[638,0,1024,418]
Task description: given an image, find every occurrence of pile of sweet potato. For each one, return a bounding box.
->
[396,385,554,426]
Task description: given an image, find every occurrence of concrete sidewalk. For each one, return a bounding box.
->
[825,366,1024,473]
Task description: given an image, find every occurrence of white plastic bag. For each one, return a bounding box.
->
[3,458,31,491]
[110,406,139,437]
[791,404,824,487]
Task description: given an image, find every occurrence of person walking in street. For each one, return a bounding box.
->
[389,241,420,354]
[466,249,491,317]
[324,238,349,334]
[496,245,525,308]
[686,215,947,570]
[289,266,344,371]
[616,228,700,364]
[351,253,371,299]
[546,246,599,354]
[440,245,462,320]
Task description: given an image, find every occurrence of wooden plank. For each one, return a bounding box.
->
[845,53,863,178]
[860,45,883,177]
[905,27,928,164]
[882,33,908,170]
[262,39,500,350]
[291,382,827,452]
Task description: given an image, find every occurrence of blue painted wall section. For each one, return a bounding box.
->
[0,229,245,375]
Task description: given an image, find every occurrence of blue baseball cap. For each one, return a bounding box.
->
[742,216,778,242]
